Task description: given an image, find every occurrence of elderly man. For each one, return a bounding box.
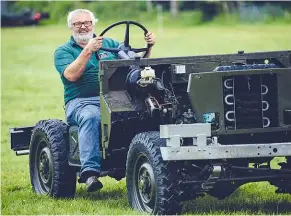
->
[54,9,156,192]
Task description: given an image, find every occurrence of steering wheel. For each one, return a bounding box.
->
[99,20,150,58]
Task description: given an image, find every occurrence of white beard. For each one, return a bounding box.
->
[72,31,93,44]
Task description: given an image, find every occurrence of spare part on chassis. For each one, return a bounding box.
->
[9,20,291,215]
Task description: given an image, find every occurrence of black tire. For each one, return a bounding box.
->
[29,119,76,198]
[126,131,182,215]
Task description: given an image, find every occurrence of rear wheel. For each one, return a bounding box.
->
[126,131,182,215]
[29,119,76,198]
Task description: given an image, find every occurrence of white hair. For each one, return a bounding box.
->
[67,9,96,29]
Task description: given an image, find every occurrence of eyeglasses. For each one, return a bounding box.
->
[73,21,92,28]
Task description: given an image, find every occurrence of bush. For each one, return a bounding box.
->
[10,1,291,26]
[13,1,145,24]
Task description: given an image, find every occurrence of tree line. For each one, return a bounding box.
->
[8,1,291,25]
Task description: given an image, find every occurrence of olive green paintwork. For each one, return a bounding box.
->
[188,68,291,135]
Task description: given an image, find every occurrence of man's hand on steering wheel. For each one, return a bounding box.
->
[99,21,156,58]
[145,32,156,46]
[86,36,104,53]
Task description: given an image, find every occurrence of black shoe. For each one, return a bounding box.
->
[86,176,103,192]
[79,170,100,183]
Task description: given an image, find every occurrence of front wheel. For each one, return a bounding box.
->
[29,119,76,198]
[126,131,182,215]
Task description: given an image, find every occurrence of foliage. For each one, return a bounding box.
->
[11,1,291,26]
[13,1,145,24]
[86,1,145,21]
[158,11,203,27]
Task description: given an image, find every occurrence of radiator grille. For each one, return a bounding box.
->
[223,74,278,130]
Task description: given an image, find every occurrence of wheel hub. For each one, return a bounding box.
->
[37,146,52,190]
[39,153,50,181]
[138,162,156,205]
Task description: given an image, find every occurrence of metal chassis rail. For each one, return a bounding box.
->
[159,124,291,161]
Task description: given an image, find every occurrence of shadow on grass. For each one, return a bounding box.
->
[74,182,291,214]
[75,186,126,200]
[184,199,291,214]
[183,189,291,214]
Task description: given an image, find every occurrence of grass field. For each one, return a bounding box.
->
[2,23,291,215]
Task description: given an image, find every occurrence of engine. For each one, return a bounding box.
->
[126,65,195,125]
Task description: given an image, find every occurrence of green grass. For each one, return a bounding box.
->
[2,23,291,215]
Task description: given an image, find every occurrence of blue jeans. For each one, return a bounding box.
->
[65,96,101,177]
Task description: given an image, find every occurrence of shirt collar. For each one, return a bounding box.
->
[69,36,77,46]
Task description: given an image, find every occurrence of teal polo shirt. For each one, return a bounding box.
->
[54,36,119,104]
